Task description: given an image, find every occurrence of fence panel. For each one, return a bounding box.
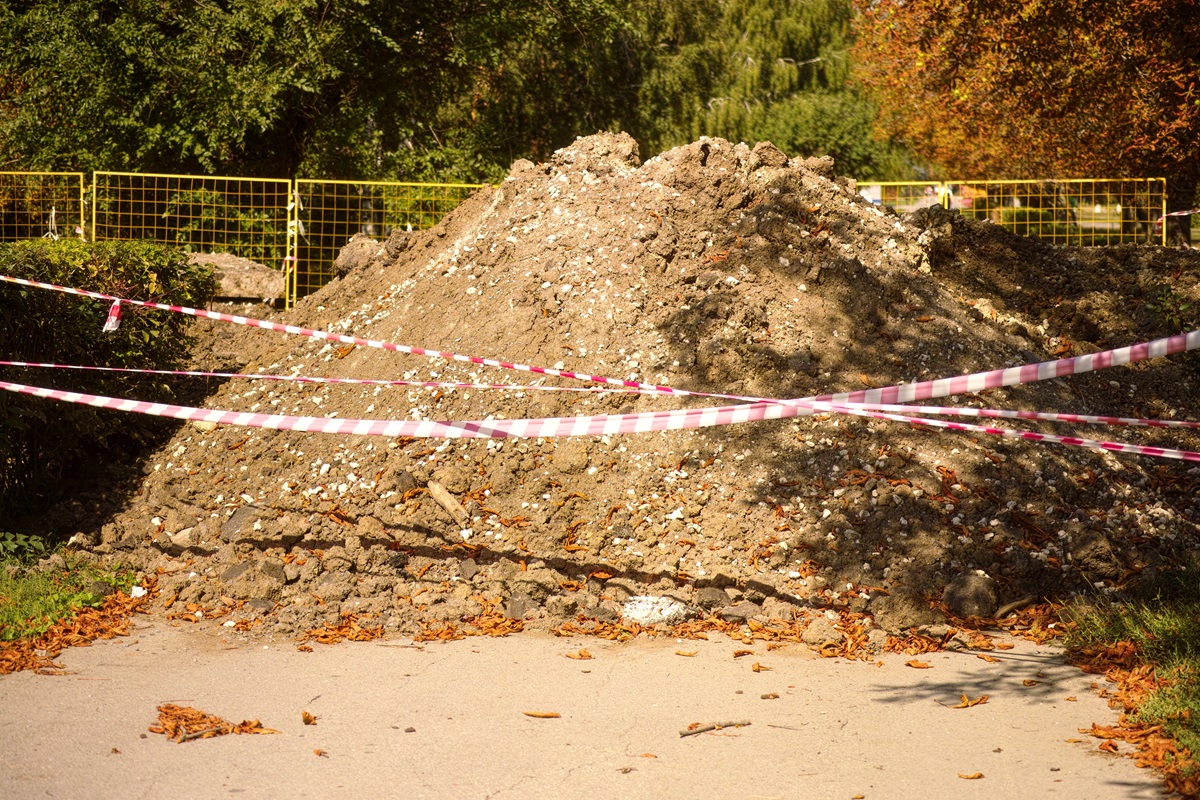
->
[91,172,293,266]
[293,179,483,300]
[0,172,86,242]
[856,181,947,214]
[944,178,1167,246]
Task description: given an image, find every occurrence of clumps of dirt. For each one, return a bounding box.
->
[45,132,1200,645]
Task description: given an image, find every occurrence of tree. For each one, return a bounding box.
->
[851,0,1200,241]
[0,0,911,183]
[628,0,912,178]
[0,0,626,180]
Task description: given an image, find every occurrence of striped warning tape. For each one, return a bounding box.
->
[1,377,1197,460]
[4,359,1199,432]
[2,274,1199,458]
[3,273,1198,410]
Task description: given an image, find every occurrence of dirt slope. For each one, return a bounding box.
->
[62,133,1200,639]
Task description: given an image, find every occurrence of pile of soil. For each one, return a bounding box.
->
[49,133,1200,639]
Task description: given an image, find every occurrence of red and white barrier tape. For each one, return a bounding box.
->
[1,377,1197,459]
[5,359,1199,432]
[3,274,1199,458]
[3,273,1199,410]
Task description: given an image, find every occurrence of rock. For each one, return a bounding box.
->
[802,616,844,646]
[219,561,284,602]
[510,568,560,603]
[553,440,590,474]
[459,558,478,581]
[869,593,943,631]
[943,573,1000,618]
[717,600,762,622]
[321,546,354,573]
[504,593,534,620]
[545,594,578,617]
[621,595,694,625]
[190,252,285,301]
[695,586,730,610]
[1068,527,1122,583]
[221,505,271,544]
[314,571,355,603]
[752,141,790,169]
[333,233,382,278]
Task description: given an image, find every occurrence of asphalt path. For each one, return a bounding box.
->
[0,622,1164,799]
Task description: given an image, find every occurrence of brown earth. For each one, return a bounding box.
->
[33,132,1200,643]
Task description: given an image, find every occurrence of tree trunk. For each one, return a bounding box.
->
[1165,174,1196,246]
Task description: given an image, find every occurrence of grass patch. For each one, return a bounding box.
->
[0,552,135,642]
[1065,567,1200,793]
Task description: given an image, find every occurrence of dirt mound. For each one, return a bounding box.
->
[59,133,1200,639]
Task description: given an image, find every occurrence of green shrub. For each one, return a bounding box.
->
[0,239,215,523]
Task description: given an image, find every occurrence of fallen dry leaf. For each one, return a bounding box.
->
[1023,679,1041,687]
[1065,697,1077,702]
[976,654,1000,663]
[994,642,1015,651]
[905,660,932,669]
[565,649,593,660]
[314,749,329,758]
[675,650,698,657]
[148,704,280,742]
[958,772,984,780]
[761,692,780,700]
[941,694,989,709]
[640,753,657,759]
[522,711,561,719]
[751,661,773,672]
[733,649,754,658]
[1099,741,1120,753]
[302,711,317,725]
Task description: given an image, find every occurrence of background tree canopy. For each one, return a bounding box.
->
[851,0,1200,235]
[0,0,910,182]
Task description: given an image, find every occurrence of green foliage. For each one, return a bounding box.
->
[0,0,915,183]
[0,554,134,642]
[0,239,215,522]
[1066,568,1200,771]
[0,531,46,562]
[1148,285,1197,334]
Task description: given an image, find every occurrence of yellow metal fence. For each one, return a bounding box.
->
[91,171,294,265]
[858,178,1168,245]
[0,171,85,241]
[293,179,482,298]
[0,171,1176,307]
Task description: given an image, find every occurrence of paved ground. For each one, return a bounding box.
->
[0,623,1164,799]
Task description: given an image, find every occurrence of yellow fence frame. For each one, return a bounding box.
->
[2,170,1177,308]
[858,178,1168,245]
[91,171,294,269]
[0,171,86,242]
[292,179,485,302]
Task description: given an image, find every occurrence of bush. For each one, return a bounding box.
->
[0,239,215,523]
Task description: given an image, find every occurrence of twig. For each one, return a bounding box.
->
[680,720,751,738]
[996,595,1036,618]
[178,726,226,743]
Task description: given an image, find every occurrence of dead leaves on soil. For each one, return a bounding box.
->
[149,704,279,742]
[298,613,383,645]
[0,586,152,675]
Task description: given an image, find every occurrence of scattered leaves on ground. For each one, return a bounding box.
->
[148,704,279,742]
